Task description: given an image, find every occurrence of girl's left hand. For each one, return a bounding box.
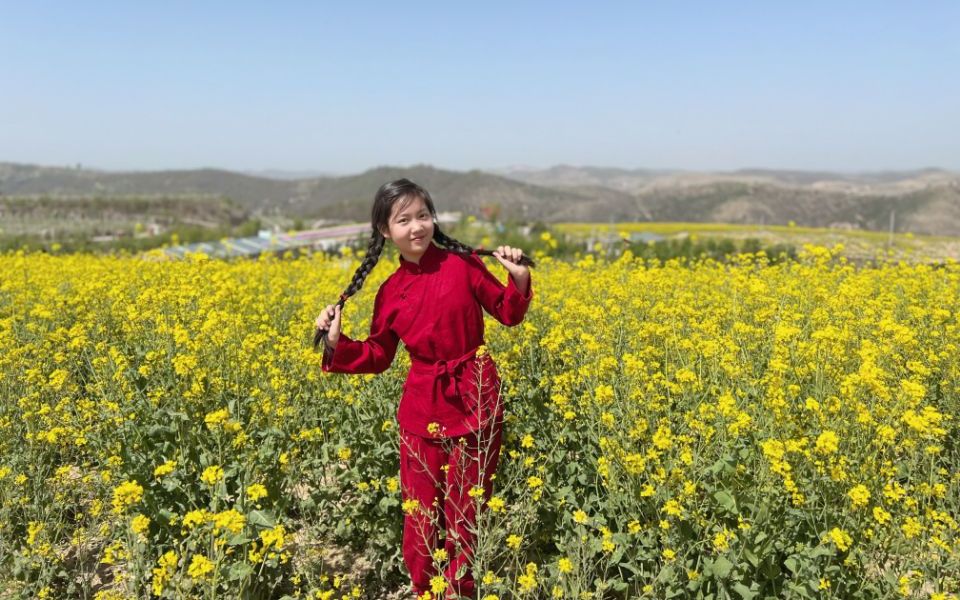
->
[492,245,530,280]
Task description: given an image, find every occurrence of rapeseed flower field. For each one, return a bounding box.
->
[0,244,957,599]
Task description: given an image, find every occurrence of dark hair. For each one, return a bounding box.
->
[312,178,476,348]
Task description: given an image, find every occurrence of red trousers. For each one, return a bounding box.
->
[399,418,503,599]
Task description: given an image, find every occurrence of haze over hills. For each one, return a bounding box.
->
[2,162,959,236]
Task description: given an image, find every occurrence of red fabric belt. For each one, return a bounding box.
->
[410,347,480,407]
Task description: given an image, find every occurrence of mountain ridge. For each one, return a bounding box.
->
[2,162,959,236]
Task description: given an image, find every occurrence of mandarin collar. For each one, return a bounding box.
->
[398,241,442,274]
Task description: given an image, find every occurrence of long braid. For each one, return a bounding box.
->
[312,231,386,349]
[434,224,536,267]
[432,225,475,255]
[343,232,387,299]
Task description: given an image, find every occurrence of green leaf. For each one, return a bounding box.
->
[714,490,737,513]
[809,545,834,559]
[733,582,757,600]
[711,556,735,579]
[784,557,801,574]
[228,533,253,546]
[247,509,276,529]
[759,557,781,579]
[378,496,399,513]
[227,561,254,581]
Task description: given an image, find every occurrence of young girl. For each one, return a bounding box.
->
[313,178,533,599]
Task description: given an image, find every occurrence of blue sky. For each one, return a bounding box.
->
[1,1,958,174]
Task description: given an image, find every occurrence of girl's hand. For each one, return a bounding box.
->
[492,245,530,291]
[314,304,341,348]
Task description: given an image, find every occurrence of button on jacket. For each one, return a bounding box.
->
[321,241,533,438]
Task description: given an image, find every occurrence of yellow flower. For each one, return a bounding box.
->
[663,499,683,518]
[652,425,673,450]
[848,484,870,508]
[573,510,588,524]
[815,430,839,455]
[204,408,229,429]
[130,514,150,537]
[873,506,892,525]
[153,460,177,479]
[487,496,505,512]
[247,483,268,502]
[188,554,215,580]
[111,480,144,514]
[901,517,922,539]
[558,557,573,574]
[200,465,224,486]
[517,562,538,592]
[432,548,448,562]
[712,527,736,552]
[662,548,676,561]
[506,534,523,550]
[430,576,447,594]
[402,498,420,515]
[825,527,852,552]
[182,509,208,530]
[151,550,178,596]
[212,509,246,534]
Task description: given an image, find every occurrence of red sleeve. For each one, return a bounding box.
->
[322,281,399,374]
[467,255,533,326]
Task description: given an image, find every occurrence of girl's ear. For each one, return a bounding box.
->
[378,225,390,240]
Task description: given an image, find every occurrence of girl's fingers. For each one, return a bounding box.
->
[316,304,338,329]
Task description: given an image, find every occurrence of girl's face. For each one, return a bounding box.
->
[380,194,435,262]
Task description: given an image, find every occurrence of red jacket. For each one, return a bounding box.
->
[322,241,533,438]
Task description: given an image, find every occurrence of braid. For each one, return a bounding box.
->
[434,224,536,268]
[312,231,386,349]
[343,232,386,298]
[433,225,475,255]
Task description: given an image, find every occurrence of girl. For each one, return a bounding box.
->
[313,179,534,599]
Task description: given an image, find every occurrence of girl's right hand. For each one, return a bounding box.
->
[315,304,342,348]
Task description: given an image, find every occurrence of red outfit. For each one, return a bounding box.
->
[321,241,533,596]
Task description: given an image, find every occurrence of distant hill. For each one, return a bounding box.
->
[2,162,960,236]
[490,165,960,235]
[0,162,621,223]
